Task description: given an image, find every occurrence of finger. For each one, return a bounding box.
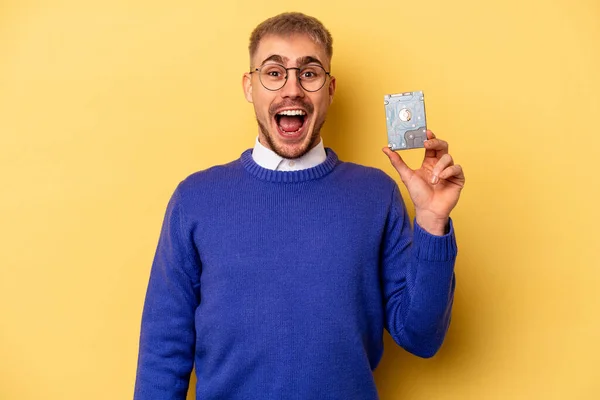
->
[426,130,436,140]
[439,164,465,183]
[431,154,454,184]
[424,138,449,159]
[382,147,413,183]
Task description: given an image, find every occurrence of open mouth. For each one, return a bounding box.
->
[274,109,307,137]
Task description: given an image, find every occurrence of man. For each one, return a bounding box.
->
[134,12,465,400]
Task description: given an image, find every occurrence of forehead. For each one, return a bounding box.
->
[252,34,330,68]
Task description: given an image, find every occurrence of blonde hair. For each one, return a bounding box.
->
[249,12,333,62]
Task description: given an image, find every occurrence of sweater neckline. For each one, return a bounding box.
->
[240,148,339,183]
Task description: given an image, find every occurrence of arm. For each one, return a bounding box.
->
[381,185,457,358]
[134,187,201,399]
[382,130,464,357]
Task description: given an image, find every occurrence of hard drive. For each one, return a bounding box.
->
[384,91,427,150]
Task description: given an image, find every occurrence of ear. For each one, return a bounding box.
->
[242,73,253,103]
[328,75,336,105]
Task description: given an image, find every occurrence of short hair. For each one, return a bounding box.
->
[248,12,333,64]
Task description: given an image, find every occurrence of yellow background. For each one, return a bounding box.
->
[1,0,599,399]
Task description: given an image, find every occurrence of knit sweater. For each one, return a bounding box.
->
[134,148,457,400]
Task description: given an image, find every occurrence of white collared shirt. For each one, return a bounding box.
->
[252,137,327,171]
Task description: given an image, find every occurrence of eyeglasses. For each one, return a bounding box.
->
[250,63,331,92]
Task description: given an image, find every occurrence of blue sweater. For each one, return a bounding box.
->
[134,149,457,400]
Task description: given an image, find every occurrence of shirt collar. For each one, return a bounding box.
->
[252,136,327,171]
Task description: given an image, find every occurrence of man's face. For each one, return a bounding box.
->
[243,34,336,159]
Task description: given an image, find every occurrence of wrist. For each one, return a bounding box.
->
[415,211,449,236]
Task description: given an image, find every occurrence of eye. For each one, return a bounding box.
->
[261,65,285,79]
[300,66,322,80]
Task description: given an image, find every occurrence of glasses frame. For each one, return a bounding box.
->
[250,63,331,92]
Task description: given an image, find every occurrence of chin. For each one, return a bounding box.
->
[274,142,313,159]
[268,130,316,159]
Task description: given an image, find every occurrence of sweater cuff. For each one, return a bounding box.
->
[413,218,458,262]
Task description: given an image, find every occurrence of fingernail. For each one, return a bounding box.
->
[431,175,438,184]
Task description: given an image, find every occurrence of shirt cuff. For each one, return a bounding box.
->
[413,218,458,262]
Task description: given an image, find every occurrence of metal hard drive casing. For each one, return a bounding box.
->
[384,91,427,150]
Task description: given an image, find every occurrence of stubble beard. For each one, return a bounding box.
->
[257,117,325,160]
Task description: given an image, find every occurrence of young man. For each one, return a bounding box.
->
[134,12,465,400]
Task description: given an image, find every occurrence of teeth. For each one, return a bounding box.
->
[277,109,306,116]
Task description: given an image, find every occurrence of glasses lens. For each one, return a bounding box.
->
[298,65,327,92]
[259,64,287,90]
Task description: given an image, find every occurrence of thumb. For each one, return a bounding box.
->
[382,147,413,184]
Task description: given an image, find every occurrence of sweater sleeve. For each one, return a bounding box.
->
[381,184,457,358]
[134,186,201,399]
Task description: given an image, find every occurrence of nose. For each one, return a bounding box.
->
[279,69,305,99]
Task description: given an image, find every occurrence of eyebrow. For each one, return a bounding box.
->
[259,55,326,69]
[260,54,286,65]
[296,56,324,68]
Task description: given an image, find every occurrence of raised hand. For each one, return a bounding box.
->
[383,130,465,236]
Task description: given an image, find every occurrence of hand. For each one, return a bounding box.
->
[382,130,465,235]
